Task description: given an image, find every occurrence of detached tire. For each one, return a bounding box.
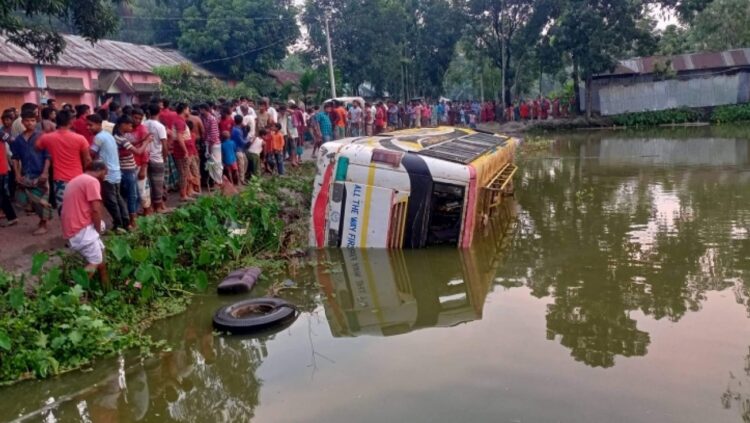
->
[213,298,297,335]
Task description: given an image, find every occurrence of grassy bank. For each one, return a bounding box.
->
[0,164,315,384]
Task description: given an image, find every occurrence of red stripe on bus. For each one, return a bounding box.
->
[313,163,335,248]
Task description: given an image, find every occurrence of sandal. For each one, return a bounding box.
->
[32,226,48,236]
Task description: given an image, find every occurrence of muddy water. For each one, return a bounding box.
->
[3,127,750,423]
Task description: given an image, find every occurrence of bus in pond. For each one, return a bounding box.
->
[309,127,519,249]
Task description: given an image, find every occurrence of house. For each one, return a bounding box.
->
[0,34,211,111]
[588,48,750,116]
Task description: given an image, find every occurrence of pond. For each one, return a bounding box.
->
[3,126,750,423]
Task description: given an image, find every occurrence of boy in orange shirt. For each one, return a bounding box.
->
[271,123,285,175]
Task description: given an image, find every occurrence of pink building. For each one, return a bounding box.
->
[0,34,210,112]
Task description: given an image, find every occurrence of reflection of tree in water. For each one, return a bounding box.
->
[500,136,750,368]
[721,346,750,423]
[69,304,275,422]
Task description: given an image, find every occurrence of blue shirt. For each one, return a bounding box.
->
[315,112,333,138]
[231,126,246,151]
[11,131,47,178]
[91,131,121,183]
[221,139,237,166]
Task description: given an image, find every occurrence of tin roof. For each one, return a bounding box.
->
[600,48,750,78]
[0,34,211,75]
[267,69,301,85]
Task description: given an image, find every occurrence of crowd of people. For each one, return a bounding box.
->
[0,93,573,280]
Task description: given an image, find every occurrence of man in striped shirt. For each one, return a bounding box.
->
[200,104,223,186]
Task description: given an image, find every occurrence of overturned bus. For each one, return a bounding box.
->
[309,127,519,249]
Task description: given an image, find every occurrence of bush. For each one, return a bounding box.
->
[711,104,750,124]
[611,108,702,127]
[0,168,314,383]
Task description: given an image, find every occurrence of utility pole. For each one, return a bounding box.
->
[325,18,337,99]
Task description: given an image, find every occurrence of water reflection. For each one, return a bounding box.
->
[502,131,750,369]
[314,202,516,338]
[6,306,269,423]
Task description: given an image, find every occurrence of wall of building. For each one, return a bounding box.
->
[0,63,38,105]
[42,67,98,106]
[0,64,165,109]
[592,71,750,116]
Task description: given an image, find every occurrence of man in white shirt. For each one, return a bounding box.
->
[349,101,363,137]
[238,105,256,138]
[263,97,278,124]
[144,104,169,213]
[247,128,266,178]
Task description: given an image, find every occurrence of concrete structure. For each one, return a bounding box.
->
[0,34,209,111]
[588,49,750,116]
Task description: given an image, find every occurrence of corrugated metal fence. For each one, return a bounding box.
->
[596,73,750,116]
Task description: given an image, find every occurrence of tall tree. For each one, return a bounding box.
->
[0,0,121,62]
[303,0,407,96]
[548,0,656,117]
[687,0,750,51]
[402,0,465,99]
[177,0,299,79]
[461,0,556,106]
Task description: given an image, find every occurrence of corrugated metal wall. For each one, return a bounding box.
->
[597,73,745,116]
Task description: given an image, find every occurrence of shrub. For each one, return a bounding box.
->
[711,104,750,123]
[0,167,314,383]
[611,108,702,127]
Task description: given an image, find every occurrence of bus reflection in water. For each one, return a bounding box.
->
[314,200,517,337]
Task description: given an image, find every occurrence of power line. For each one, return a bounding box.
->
[119,15,297,22]
[195,36,297,65]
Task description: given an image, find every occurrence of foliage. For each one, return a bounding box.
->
[152,64,259,104]
[611,108,703,127]
[548,0,657,116]
[710,104,750,124]
[303,0,462,100]
[0,168,315,383]
[0,0,122,62]
[611,104,750,127]
[656,25,693,55]
[115,0,195,46]
[176,0,299,79]
[461,0,551,105]
[687,0,750,51]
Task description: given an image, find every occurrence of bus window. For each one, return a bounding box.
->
[427,183,465,246]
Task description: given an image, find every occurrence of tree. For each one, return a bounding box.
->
[461,0,557,106]
[303,0,407,97]
[177,0,299,79]
[153,64,258,104]
[687,0,750,51]
[657,24,693,55]
[548,0,656,117]
[115,0,194,47]
[402,0,465,99]
[0,0,121,62]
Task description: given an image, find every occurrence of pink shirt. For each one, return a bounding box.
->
[61,173,101,239]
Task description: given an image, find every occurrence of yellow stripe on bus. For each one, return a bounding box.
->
[360,163,377,248]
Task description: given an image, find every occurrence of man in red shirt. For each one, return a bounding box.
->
[374,102,386,134]
[334,101,347,140]
[72,104,95,145]
[36,109,92,213]
[61,160,109,286]
[130,108,153,214]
